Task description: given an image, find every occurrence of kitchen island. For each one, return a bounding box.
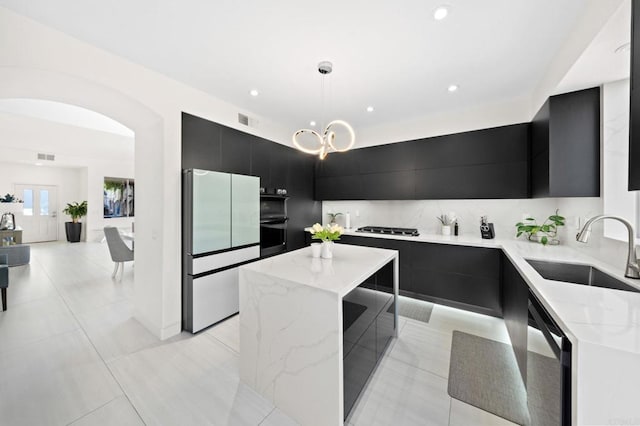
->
[239,244,399,426]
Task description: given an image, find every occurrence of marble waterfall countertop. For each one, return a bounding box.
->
[338,228,640,424]
[240,242,397,297]
[239,243,399,426]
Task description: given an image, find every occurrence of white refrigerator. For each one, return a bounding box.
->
[183,169,260,332]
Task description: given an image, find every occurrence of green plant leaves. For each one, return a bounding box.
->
[515,210,564,245]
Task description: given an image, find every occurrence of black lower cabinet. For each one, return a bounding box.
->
[501,254,529,383]
[408,242,502,316]
[343,261,396,420]
[338,236,502,317]
[339,235,412,293]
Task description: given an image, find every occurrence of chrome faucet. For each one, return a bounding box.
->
[576,215,640,279]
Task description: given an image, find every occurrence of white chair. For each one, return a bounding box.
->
[104,226,134,280]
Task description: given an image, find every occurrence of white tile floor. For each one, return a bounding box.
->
[0,241,517,425]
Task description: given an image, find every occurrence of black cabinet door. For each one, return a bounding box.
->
[531,88,600,197]
[358,142,416,174]
[413,124,529,170]
[315,175,364,200]
[343,285,378,419]
[501,254,529,383]
[219,126,251,175]
[250,138,272,189]
[414,161,528,199]
[409,242,502,316]
[548,87,600,197]
[361,170,416,200]
[338,235,412,292]
[269,143,290,190]
[631,0,640,190]
[181,112,221,171]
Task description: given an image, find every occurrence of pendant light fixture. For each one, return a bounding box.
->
[292,61,355,160]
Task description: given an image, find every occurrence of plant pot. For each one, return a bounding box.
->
[528,234,560,245]
[65,222,82,243]
[321,241,333,259]
[441,225,451,236]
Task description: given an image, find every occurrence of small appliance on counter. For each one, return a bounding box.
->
[356,226,419,236]
[480,216,495,239]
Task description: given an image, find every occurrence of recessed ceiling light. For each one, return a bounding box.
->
[35,162,42,166]
[434,6,449,20]
[447,84,459,92]
[249,89,259,97]
[310,121,316,127]
[615,42,631,54]
[366,106,374,112]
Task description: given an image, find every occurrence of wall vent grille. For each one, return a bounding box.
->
[37,153,55,161]
[238,113,249,126]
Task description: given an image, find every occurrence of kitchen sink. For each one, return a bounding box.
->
[525,259,640,293]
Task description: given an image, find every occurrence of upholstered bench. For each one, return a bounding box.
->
[0,244,31,266]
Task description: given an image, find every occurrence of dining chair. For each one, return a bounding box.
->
[0,254,8,311]
[104,226,134,280]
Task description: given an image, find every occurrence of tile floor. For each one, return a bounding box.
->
[0,241,517,426]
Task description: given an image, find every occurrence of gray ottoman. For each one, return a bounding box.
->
[0,244,31,266]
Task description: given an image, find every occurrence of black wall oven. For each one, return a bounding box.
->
[527,290,572,426]
[259,195,288,257]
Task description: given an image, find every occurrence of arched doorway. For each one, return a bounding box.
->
[0,66,172,339]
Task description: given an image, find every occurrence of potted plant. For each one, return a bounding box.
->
[515,210,565,245]
[309,223,344,258]
[62,201,87,243]
[327,212,343,225]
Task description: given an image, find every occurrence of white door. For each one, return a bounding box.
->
[14,184,58,243]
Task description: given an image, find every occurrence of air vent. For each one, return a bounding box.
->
[37,153,55,161]
[238,113,249,126]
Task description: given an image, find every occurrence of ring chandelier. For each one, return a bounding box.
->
[292,61,356,160]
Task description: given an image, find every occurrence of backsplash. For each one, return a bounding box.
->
[322,197,633,271]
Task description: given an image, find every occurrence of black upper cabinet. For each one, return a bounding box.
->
[413,124,529,170]
[219,126,251,175]
[250,138,272,189]
[361,170,416,200]
[358,142,416,174]
[269,143,290,190]
[531,87,600,197]
[315,123,529,200]
[415,161,528,199]
[630,0,640,190]
[181,112,221,171]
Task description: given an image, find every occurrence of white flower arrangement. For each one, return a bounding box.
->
[309,223,344,242]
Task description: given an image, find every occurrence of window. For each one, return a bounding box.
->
[39,189,49,215]
[23,189,33,216]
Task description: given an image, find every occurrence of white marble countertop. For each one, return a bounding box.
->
[340,229,640,355]
[241,243,397,298]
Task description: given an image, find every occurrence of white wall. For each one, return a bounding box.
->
[0,162,82,240]
[602,79,636,241]
[0,6,293,339]
[323,197,632,270]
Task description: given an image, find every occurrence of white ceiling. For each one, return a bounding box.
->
[557,1,631,94]
[0,0,604,133]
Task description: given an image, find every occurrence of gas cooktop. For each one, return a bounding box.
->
[355,226,420,237]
